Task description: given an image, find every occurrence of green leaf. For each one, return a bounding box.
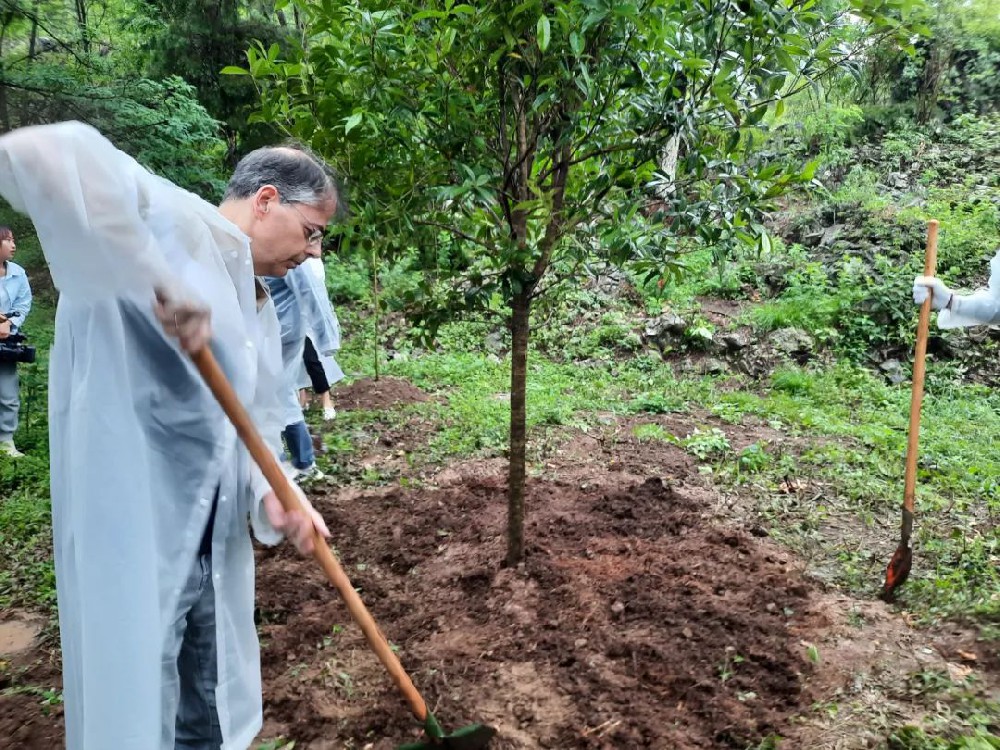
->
[344,112,364,134]
[775,49,797,74]
[759,231,772,255]
[569,31,583,56]
[220,65,249,76]
[537,15,551,52]
[800,159,819,181]
[412,9,447,20]
[806,644,820,665]
[746,106,767,127]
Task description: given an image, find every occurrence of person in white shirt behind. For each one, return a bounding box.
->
[298,255,343,421]
[0,225,31,457]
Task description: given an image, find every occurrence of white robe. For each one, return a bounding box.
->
[295,256,344,392]
[268,260,343,426]
[937,249,1000,328]
[0,121,287,750]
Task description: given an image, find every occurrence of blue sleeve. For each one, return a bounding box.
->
[11,274,31,325]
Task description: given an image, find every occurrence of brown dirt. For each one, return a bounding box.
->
[333,377,430,412]
[252,475,825,749]
[0,619,41,657]
[0,616,62,748]
[3,406,998,749]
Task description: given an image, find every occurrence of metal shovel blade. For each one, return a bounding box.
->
[396,723,497,750]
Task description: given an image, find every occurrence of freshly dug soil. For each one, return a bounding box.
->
[0,475,825,749]
[333,377,430,412]
[254,475,820,749]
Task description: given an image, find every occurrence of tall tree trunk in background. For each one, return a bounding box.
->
[75,0,89,53]
[28,0,38,58]
[0,12,11,132]
[506,289,531,566]
[917,41,950,125]
[371,244,381,382]
[657,133,680,198]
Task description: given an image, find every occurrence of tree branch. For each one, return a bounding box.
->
[413,219,496,253]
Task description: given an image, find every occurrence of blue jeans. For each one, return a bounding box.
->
[282,421,314,470]
[0,362,19,441]
[162,554,223,750]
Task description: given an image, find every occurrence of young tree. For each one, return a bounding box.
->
[234,0,920,564]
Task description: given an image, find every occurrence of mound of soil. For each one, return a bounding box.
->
[1,475,825,749]
[0,620,62,748]
[255,476,822,749]
[333,377,430,412]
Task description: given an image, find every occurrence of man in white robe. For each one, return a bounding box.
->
[0,120,336,749]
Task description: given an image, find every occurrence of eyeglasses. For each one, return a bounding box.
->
[286,202,325,246]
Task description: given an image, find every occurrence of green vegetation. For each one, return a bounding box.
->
[3,0,1000,745]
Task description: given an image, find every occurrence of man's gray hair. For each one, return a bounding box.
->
[224,142,341,210]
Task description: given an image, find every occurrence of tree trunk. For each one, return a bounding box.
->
[0,75,7,133]
[371,245,381,382]
[916,42,950,125]
[656,133,680,199]
[0,15,9,132]
[75,0,89,54]
[506,290,530,566]
[28,0,38,58]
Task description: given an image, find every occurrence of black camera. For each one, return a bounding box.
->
[0,333,36,364]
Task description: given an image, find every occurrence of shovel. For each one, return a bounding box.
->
[191,347,496,750]
[881,219,938,602]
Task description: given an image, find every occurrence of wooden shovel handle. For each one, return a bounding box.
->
[191,347,429,722]
[904,220,938,514]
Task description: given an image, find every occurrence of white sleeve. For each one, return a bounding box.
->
[937,250,1000,329]
[288,263,341,355]
[247,295,291,546]
[248,464,289,546]
[0,121,176,301]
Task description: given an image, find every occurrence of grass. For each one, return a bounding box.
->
[323,302,1000,633]
[701,362,1000,623]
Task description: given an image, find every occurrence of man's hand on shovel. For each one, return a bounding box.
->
[154,285,212,354]
[263,488,330,555]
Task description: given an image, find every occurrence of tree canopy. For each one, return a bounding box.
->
[234,0,924,562]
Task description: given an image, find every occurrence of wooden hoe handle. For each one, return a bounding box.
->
[904,220,939,515]
[191,347,429,722]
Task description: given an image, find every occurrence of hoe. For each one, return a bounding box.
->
[193,347,496,750]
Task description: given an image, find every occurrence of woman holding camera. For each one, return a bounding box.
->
[0,226,32,457]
